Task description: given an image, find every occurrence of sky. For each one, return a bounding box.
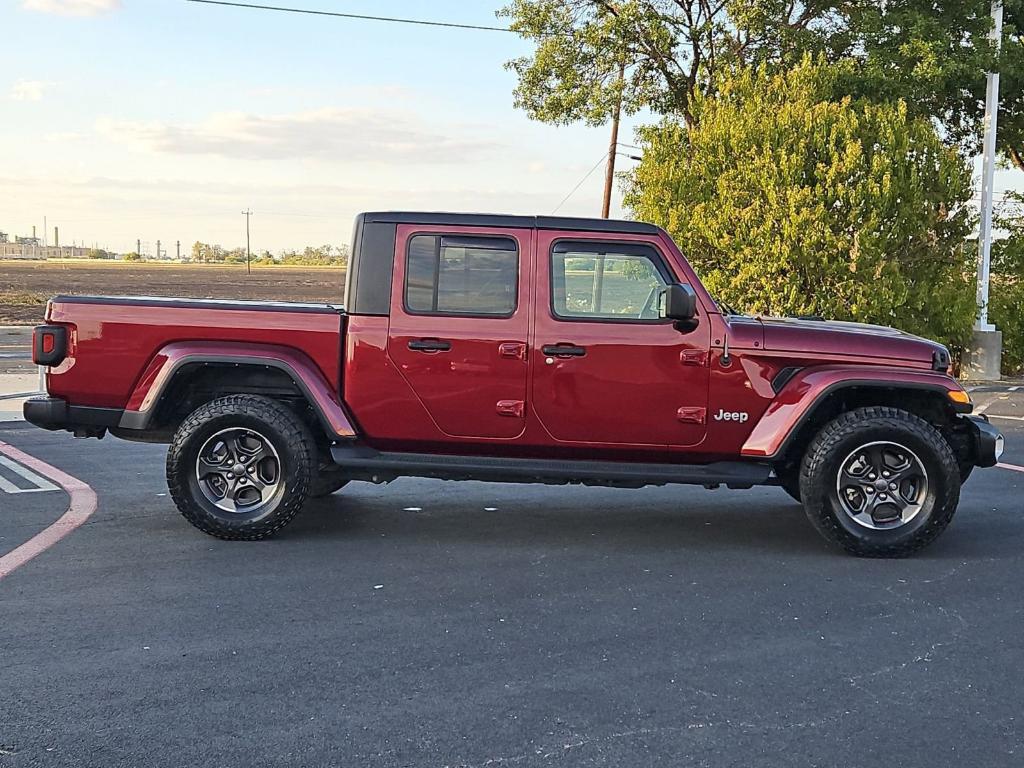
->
[1,0,1021,256]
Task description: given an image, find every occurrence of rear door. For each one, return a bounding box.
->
[387,224,532,439]
[530,233,711,448]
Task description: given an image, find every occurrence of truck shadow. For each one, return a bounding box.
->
[294,484,830,558]
[292,481,1018,561]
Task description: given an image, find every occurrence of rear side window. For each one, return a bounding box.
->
[405,234,518,317]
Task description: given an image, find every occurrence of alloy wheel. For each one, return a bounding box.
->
[835,440,928,530]
[195,428,283,514]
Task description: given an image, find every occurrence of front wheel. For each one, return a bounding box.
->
[166,395,315,540]
[799,407,960,557]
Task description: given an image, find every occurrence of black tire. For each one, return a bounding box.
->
[799,407,960,558]
[166,394,315,540]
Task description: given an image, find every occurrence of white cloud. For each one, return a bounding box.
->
[22,0,121,16]
[9,80,53,101]
[95,107,502,164]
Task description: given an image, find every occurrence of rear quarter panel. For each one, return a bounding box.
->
[45,298,342,409]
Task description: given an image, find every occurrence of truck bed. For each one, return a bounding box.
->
[44,295,344,409]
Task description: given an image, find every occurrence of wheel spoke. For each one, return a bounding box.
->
[197,456,224,478]
[246,471,268,492]
[888,462,916,484]
[230,435,252,462]
[866,445,887,476]
[839,468,864,489]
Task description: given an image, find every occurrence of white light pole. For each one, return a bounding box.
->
[966,0,1005,380]
[976,0,1004,330]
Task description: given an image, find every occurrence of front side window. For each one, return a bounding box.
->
[405,234,518,316]
[551,244,668,320]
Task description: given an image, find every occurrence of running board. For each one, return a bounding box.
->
[329,444,771,490]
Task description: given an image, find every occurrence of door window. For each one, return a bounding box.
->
[405,234,518,317]
[550,243,668,321]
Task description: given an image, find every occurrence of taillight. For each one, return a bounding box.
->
[32,325,68,367]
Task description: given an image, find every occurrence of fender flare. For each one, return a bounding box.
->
[740,367,968,460]
[118,341,357,439]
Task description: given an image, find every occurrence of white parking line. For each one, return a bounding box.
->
[0,455,59,493]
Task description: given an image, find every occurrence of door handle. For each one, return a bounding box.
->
[542,344,586,358]
[408,339,451,352]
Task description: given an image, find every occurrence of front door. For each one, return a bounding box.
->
[387,224,532,440]
[530,234,711,448]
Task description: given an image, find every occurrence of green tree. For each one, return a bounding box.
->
[86,248,109,260]
[191,241,210,263]
[499,0,838,128]
[989,193,1024,373]
[122,252,141,262]
[846,0,1024,168]
[501,0,1024,167]
[622,59,977,348]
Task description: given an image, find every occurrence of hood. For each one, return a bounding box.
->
[756,316,949,368]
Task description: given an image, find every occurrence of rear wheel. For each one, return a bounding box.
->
[167,395,314,540]
[800,407,960,557]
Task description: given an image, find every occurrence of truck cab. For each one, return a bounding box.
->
[344,213,713,455]
[25,212,1004,556]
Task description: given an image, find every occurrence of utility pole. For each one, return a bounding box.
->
[601,61,626,219]
[242,209,252,275]
[43,216,47,247]
[176,240,181,260]
[137,238,141,257]
[966,0,1004,380]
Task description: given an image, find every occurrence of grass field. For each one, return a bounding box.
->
[0,260,346,324]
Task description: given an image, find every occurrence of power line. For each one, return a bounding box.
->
[552,155,608,214]
[185,0,514,33]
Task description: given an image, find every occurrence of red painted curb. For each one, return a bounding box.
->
[997,462,1024,474]
[0,439,98,580]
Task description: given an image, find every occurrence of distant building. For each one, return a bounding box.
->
[0,243,91,260]
[0,232,7,244]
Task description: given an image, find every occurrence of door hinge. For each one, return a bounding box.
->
[498,342,527,360]
[496,400,525,418]
[679,349,708,366]
[676,406,706,424]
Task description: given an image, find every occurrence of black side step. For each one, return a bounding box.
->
[330,444,771,489]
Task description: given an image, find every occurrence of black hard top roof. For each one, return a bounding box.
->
[359,211,660,235]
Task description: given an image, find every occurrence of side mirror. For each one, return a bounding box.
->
[660,283,698,321]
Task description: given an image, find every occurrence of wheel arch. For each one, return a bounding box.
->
[117,341,357,441]
[742,368,971,466]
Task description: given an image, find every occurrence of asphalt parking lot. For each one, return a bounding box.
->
[1,389,1023,768]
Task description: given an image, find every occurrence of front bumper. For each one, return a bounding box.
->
[963,414,1004,468]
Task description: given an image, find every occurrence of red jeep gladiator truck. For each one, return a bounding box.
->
[25,212,1003,556]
